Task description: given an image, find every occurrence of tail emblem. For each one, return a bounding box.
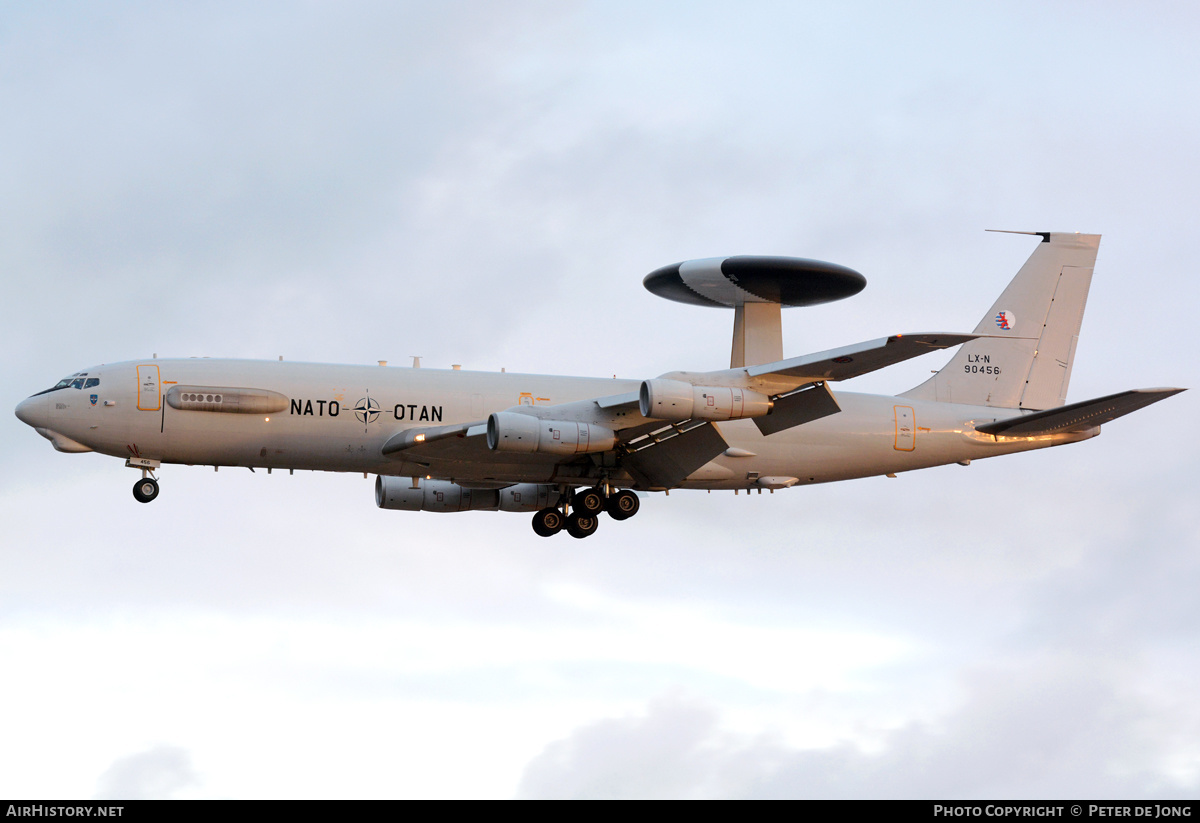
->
[995,310,1016,330]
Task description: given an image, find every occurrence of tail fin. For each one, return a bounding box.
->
[901,232,1100,410]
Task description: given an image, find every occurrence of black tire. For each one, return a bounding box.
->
[572,487,604,515]
[605,489,640,521]
[132,477,160,504]
[566,511,599,539]
[532,507,564,537]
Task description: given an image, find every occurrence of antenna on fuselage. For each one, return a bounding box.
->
[642,256,866,368]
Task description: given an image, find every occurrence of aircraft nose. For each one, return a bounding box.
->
[15,394,47,428]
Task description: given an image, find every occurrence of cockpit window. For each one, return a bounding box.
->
[35,372,93,396]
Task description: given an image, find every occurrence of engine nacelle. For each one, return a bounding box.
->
[639,379,772,421]
[375,477,560,513]
[499,483,560,512]
[486,412,616,455]
[376,476,499,512]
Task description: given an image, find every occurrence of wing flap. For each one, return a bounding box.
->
[754,381,842,436]
[621,421,730,488]
[975,388,1185,436]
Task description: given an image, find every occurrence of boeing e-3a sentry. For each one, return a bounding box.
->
[14,231,1183,538]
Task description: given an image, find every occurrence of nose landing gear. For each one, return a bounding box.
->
[132,476,160,503]
[126,457,162,504]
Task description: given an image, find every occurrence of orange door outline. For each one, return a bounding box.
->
[894,405,915,451]
[137,365,161,411]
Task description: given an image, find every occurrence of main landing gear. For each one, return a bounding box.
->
[567,511,599,539]
[605,489,640,520]
[531,486,640,539]
[532,507,565,537]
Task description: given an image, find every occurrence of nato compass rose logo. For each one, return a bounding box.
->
[354,395,381,425]
[995,310,1016,330]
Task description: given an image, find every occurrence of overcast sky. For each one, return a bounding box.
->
[1,1,1197,799]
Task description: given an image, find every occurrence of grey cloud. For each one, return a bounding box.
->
[94,745,199,800]
[518,665,1198,799]
[518,692,730,799]
[1013,471,1200,656]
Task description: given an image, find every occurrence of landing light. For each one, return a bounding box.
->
[264,417,270,422]
[414,433,426,442]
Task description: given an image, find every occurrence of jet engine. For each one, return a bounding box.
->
[639,379,772,421]
[376,476,496,512]
[486,412,616,455]
[375,477,559,513]
[499,483,559,512]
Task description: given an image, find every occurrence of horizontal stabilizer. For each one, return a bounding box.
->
[975,388,1185,437]
[748,333,978,382]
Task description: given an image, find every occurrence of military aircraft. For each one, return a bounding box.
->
[14,231,1182,538]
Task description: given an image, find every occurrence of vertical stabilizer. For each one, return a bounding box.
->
[901,232,1099,410]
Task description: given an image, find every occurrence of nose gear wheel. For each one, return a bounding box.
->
[132,477,160,503]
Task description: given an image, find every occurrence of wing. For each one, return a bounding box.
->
[380,418,568,484]
[746,333,980,382]
[378,389,738,489]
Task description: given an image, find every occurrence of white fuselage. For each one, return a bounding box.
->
[19,358,1094,491]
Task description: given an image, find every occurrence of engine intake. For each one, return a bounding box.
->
[639,379,772,421]
[486,412,616,455]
